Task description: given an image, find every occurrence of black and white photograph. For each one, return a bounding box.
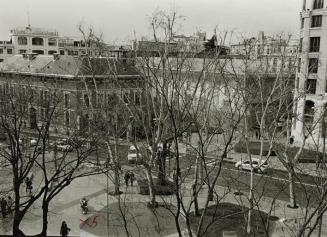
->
[0,0,326,236]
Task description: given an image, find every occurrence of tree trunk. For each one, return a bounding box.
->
[39,204,49,236]
[246,168,254,234]
[145,166,157,207]
[13,211,25,237]
[193,154,200,216]
[288,167,298,208]
[157,143,167,185]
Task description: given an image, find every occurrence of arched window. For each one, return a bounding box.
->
[313,0,324,9]
[32,37,43,46]
[17,36,27,45]
[304,100,315,134]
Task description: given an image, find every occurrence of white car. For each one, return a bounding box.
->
[30,139,37,147]
[235,158,268,173]
[127,145,142,163]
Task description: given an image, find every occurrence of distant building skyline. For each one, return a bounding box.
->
[0,0,301,44]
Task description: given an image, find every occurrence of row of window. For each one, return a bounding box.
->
[0,48,13,54]
[17,37,57,46]
[0,49,58,55]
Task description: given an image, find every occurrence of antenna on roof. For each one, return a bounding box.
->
[26,1,31,28]
[27,10,30,28]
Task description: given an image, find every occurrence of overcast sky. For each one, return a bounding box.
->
[0,0,301,44]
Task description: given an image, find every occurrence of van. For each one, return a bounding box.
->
[127,145,142,164]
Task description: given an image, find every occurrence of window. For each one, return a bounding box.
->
[311,15,322,27]
[299,38,303,53]
[60,50,65,55]
[322,104,327,138]
[48,38,57,46]
[309,37,320,52]
[7,49,12,54]
[308,58,319,73]
[306,79,317,94]
[65,111,70,127]
[272,58,278,72]
[64,93,70,108]
[298,58,302,72]
[313,0,324,9]
[0,48,3,54]
[123,93,129,104]
[48,50,57,55]
[304,100,315,134]
[32,50,44,55]
[73,51,78,56]
[18,36,27,45]
[19,49,27,54]
[32,37,43,46]
[301,18,305,29]
[84,94,89,107]
[134,92,140,105]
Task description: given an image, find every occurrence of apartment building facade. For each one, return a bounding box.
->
[292,0,327,145]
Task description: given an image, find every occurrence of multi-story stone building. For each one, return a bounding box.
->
[292,0,327,145]
[0,25,124,62]
[230,31,299,73]
[0,40,15,62]
[0,54,144,137]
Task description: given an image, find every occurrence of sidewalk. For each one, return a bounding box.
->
[1,164,326,236]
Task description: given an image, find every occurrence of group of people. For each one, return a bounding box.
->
[0,196,13,218]
[124,171,135,187]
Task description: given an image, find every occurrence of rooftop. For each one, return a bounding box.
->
[10,26,59,37]
[0,54,140,77]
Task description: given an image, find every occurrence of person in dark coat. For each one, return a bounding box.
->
[130,171,135,187]
[0,197,7,218]
[60,221,70,237]
[7,196,13,214]
[124,172,130,186]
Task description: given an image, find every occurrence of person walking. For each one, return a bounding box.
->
[27,179,33,196]
[130,171,135,187]
[0,197,7,218]
[124,171,130,187]
[25,177,30,193]
[60,221,70,237]
[7,196,13,214]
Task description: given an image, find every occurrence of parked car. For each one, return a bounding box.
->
[56,139,73,152]
[30,139,37,147]
[235,158,268,173]
[128,145,142,163]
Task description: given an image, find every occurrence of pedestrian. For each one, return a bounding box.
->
[25,177,29,193]
[0,197,7,218]
[130,171,135,187]
[27,179,33,196]
[7,196,12,214]
[124,171,130,186]
[60,221,70,237]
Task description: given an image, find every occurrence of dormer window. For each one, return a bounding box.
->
[313,0,324,9]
